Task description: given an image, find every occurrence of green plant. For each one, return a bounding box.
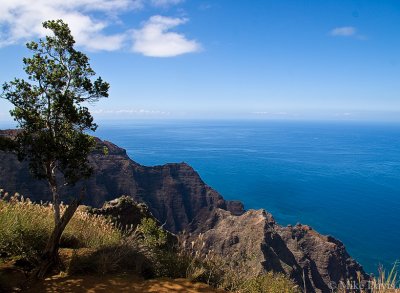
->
[137,218,167,249]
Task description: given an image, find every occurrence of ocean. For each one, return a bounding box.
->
[1,119,399,273]
[95,119,400,274]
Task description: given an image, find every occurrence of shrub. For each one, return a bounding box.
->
[137,218,167,249]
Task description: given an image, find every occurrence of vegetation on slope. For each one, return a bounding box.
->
[0,193,300,293]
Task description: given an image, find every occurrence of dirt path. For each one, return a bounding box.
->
[25,274,224,293]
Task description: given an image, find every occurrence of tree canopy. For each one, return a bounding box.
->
[1,19,109,187]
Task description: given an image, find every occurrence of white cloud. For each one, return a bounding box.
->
[0,0,141,50]
[132,15,201,57]
[0,0,194,54]
[330,26,357,37]
[150,0,185,7]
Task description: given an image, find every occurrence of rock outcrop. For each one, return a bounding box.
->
[191,208,368,293]
[86,196,178,248]
[86,196,156,231]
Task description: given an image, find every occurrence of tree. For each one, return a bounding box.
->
[0,19,109,277]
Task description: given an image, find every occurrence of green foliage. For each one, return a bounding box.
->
[0,19,109,186]
[102,146,109,156]
[137,218,168,249]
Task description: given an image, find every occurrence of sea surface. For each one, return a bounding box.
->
[95,119,400,274]
[2,119,399,273]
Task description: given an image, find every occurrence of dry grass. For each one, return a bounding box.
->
[335,263,399,293]
[0,194,122,264]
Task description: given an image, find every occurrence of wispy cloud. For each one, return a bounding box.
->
[330,26,357,37]
[0,0,198,57]
[132,15,201,57]
[150,0,185,7]
[92,109,171,115]
[252,111,289,116]
[329,26,367,40]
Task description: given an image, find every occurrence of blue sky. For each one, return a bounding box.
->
[0,0,399,122]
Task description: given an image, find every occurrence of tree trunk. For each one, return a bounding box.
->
[34,189,85,279]
[47,164,61,226]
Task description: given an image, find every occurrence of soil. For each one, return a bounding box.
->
[0,260,224,293]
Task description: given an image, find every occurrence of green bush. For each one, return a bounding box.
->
[137,218,167,248]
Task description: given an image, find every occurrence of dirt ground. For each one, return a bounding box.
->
[25,274,223,293]
[0,261,224,293]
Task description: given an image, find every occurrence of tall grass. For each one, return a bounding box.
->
[370,262,399,293]
[328,262,399,293]
[0,195,122,264]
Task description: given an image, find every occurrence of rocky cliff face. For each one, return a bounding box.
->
[0,129,368,292]
[0,130,244,233]
[192,208,368,293]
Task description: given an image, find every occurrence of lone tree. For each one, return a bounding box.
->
[0,20,109,277]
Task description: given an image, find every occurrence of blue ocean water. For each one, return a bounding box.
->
[5,119,398,273]
[95,120,400,274]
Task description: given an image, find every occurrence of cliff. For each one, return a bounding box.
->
[0,130,243,233]
[0,129,368,292]
[190,208,368,293]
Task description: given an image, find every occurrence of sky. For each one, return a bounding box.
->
[0,0,399,122]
